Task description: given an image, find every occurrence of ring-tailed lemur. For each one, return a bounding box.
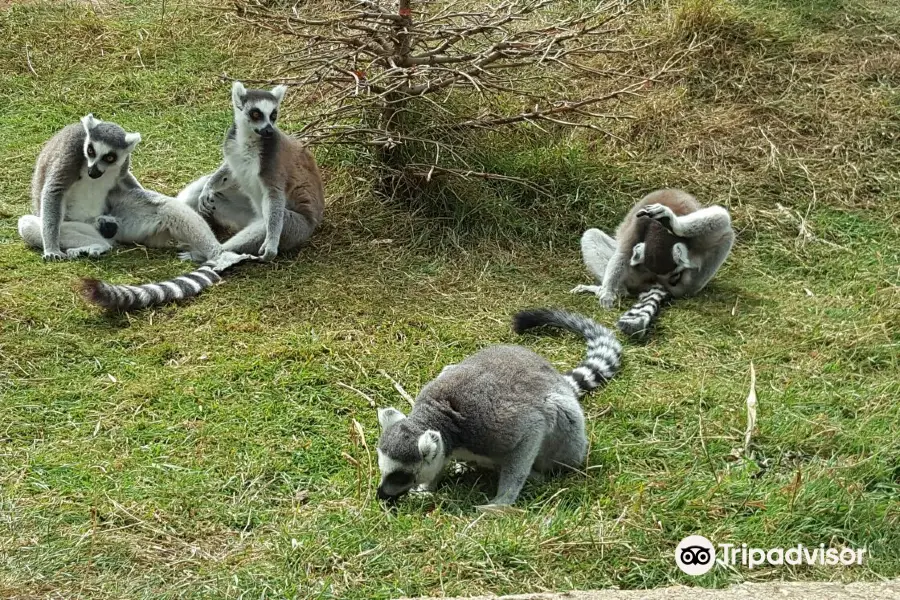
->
[19,115,244,280]
[572,188,734,309]
[376,309,622,508]
[178,81,325,261]
[17,114,139,260]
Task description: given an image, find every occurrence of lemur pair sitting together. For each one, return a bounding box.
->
[18,81,324,310]
[19,80,734,510]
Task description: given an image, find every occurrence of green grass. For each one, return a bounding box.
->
[1,0,898,598]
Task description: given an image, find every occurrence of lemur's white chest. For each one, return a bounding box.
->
[62,168,117,222]
[225,141,266,213]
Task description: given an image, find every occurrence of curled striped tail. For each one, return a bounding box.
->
[617,285,670,338]
[79,251,254,312]
[512,308,622,396]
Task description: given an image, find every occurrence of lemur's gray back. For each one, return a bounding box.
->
[399,345,570,458]
[384,309,622,460]
[30,124,84,214]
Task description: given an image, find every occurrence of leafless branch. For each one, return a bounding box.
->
[227,0,694,191]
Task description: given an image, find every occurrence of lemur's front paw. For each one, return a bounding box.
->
[177,251,201,263]
[42,249,67,261]
[570,284,602,296]
[95,215,119,239]
[598,289,617,309]
[197,188,217,218]
[411,483,437,495]
[257,241,278,262]
[636,203,675,230]
[67,244,108,259]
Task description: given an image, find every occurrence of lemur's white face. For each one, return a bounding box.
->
[651,244,695,294]
[375,407,444,502]
[231,81,286,139]
[80,114,140,179]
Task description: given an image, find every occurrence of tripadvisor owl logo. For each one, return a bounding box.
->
[675,535,869,575]
[675,535,716,576]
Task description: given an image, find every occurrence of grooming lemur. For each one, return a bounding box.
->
[376,309,622,508]
[572,188,734,314]
[178,81,325,261]
[19,114,241,270]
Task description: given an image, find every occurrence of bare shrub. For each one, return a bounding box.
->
[230,0,696,198]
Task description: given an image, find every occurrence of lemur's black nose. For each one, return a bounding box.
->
[258,125,274,138]
[88,166,103,179]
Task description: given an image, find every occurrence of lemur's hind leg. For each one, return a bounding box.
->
[156,195,225,262]
[177,176,206,212]
[571,228,617,296]
[61,223,114,258]
[533,395,588,475]
[113,188,224,262]
[221,210,315,255]
[18,215,112,257]
[18,215,44,250]
[178,176,256,249]
[207,190,257,234]
[581,228,617,279]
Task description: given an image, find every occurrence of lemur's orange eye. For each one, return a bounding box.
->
[87,144,96,158]
[104,153,117,163]
[249,109,263,121]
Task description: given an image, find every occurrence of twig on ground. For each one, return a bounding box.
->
[379,369,415,406]
[25,45,37,77]
[337,381,377,408]
[742,361,758,457]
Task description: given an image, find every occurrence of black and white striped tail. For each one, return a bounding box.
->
[80,266,222,311]
[512,308,623,396]
[617,285,670,338]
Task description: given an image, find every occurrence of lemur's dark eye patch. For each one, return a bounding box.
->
[87,144,96,158]
[249,109,263,121]
[270,110,278,122]
[669,272,682,286]
[103,153,117,163]
[385,471,414,487]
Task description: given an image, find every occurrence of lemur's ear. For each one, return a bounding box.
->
[81,113,100,134]
[672,242,695,270]
[232,81,247,109]
[418,430,442,463]
[377,407,406,429]
[124,132,142,151]
[271,85,287,103]
[630,242,646,266]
